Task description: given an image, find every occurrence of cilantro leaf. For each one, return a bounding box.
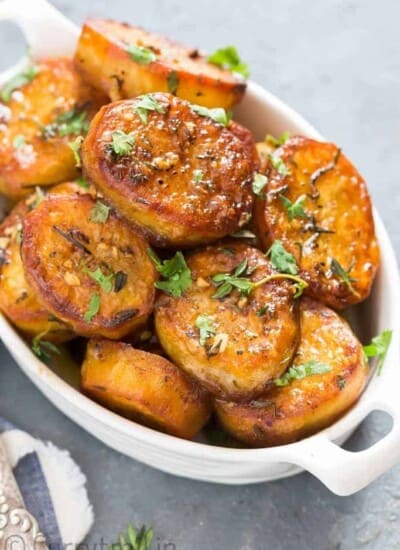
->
[32,335,61,364]
[266,240,298,275]
[133,94,166,124]
[212,259,254,299]
[207,45,249,78]
[126,44,157,64]
[363,329,393,375]
[43,107,89,139]
[191,104,232,126]
[110,523,154,550]
[89,201,110,224]
[268,153,290,176]
[84,293,101,322]
[111,130,135,155]
[148,249,192,297]
[83,266,114,293]
[167,71,179,94]
[0,64,39,102]
[252,173,268,197]
[266,131,291,147]
[13,134,26,149]
[280,194,307,220]
[274,360,332,387]
[195,315,216,346]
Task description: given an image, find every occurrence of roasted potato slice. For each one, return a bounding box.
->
[155,243,300,401]
[254,136,380,309]
[21,193,157,339]
[215,298,368,446]
[0,192,72,340]
[0,57,107,200]
[82,93,255,248]
[81,339,212,439]
[75,18,245,108]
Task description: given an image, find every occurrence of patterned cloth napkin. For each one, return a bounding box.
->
[0,417,93,546]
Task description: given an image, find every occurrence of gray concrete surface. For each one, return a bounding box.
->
[0,1,399,548]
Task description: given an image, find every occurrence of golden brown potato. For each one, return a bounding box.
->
[0,192,72,340]
[81,339,212,439]
[75,18,245,108]
[0,57,107,200]
[215,298,368,446]
[155,243,300,401]
[21,193,157,339]
[82,93,255,248]
[254,136,380,309]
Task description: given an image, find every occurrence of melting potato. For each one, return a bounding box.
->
[75,18,246,108]
[21,193,157,339]
[82,93,255,247]
[155,243,300,401]
[215,298,368,446]
[81,339,212,438]
[0,192,72,340]
[0,57,107,200]
[255,136,380,309]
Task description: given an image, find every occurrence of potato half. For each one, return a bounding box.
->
[21,193,157,339]
[81,339,212,439]
[0,57,107,200]
[155,243,300,401]
[75,18,246,108]
[82,93,255,247]
[215,298,368,446]
[254,136,380,309]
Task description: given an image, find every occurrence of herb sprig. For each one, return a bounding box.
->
[266,240,298,275]
[43,107,89,139]
[330,258,358,295]
[280,194,307,220]
[32,334,61,364]
[274,360,332,387]
[111,130,135,155]
[191,105,232,127]
[363,329,393,375]
[148,249,192,297]
[133,94,166,124]
[252,173,268,197]
[110,523,154,550]
[266,131,290,147]
[89,201,110,224]
[84,293,101,322]
[126,44,157,65]
[195,315,216,346]
[268,153,290,176]
[207,46,249,78]
[0,63,39,102]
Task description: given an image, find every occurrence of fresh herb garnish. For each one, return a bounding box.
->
[110,523,154,550]
[280,194,307,220]
[148,249,192,297]
[207,45,249,78]
[310,148,341,185]
[83,266,114,292]
[89,201,110,224]
[252,173,268,197]
[126,44,157,65]
[268,153,290,176]
[111,130,135,155]
[43,107,89,138]
[337,376,346,390]
[32,334,61,364]
[274,360,332,387]
[266,131,290,147]
[167,71,179,94]
[363,329,393,375]
[330,258,357,293]
[195,315,216,346]
[133,94,166,124]
[76,176,90,190]
[84,293,101,322]
[193,169,204,183]
[0,63,39,103]
[13,134,26,149]
[191,104,232,126]
[266,240,298,275]
[68,136,83,167]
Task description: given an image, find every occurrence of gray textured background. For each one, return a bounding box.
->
[0,1,400,549]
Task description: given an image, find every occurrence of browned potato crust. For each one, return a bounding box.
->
[82,93,255,247]
[254,136,380,309]
[155,243,300,401]
[81,339,212,439]
[75,18,245,108]
[215,298,368,446]
[0,58,107,200]
[21,193,157,339]
[0,193,72,340]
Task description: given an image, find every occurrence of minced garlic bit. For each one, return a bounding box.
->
[209,332,229,355]
[196,276,210,288]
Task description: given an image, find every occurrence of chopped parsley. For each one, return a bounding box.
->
[42,107,89,138]
[68,136,83,167]
[266,131,290,147]
[363,329,393,375]
[89,201,110,224]
[126,44,157,64]
[167,70,179,94]
[266,240,298,275]
[207,45,249,78]
[84,293,101,322]
[193,169,204,183]
[330,258,357,292]
[83,266,114,292]
[0,63,39,103]
[191,104,232,126]
[32,334,61,364]
[252,173,268,197]
[195,315,216,346]
[148,249,192,297]
[111,130,135,155]
[12,134,26,149]
[110,523,153,550]
[268,153,290,176]
[274,360,332,387]
[133,94,166,124]
[280,194,307,220]
[76,176,90,190]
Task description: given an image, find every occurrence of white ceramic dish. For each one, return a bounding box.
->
[0,0,399,496]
